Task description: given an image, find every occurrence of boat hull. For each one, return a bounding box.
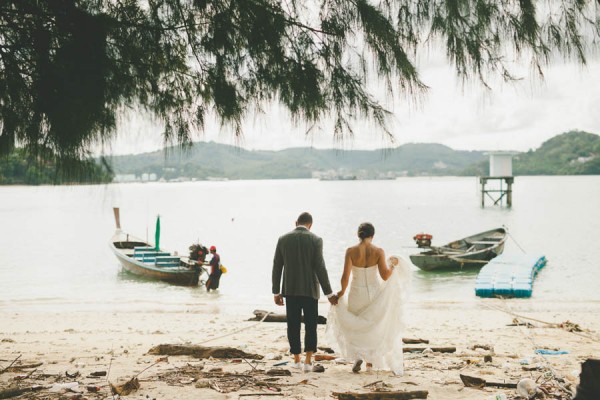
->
[110,232,200,286]
[410,228,507,271]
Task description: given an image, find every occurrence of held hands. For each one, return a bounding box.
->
[274,294,284,306]
[328,294,339,306]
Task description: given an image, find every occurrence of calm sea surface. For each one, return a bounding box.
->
[1,176,599,315]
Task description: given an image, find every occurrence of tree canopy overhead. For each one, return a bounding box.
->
[1,0,599,162]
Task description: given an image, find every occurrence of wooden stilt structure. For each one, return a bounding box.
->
[480,151,516,207]
[480,176,514,207]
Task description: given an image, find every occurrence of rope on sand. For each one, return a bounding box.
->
[480,301,600,343]
[199,311,273,345]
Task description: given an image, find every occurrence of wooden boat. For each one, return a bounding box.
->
[409,228,507,271]
[110,208,202,286]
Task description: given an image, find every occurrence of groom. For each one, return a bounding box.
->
[272,212,338,372]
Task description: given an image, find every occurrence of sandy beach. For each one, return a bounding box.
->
[1,299,598,400]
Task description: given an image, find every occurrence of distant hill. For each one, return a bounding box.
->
[107,130,600,181]
[459,130,600,176]
[108,142,486,180]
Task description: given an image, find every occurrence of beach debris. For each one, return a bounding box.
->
[86,385,101,392]
[558,320,583,332]
[89,370,107,377]
[459,374,517,389]
[534,349,569,355]
[0,385,45,399]
[49,382,80,392]
[507,319,535,328]
[516,378,538,397]
[110,377,140,396]
[249,310,327,325]
[404,347,456,353]
[0,339,15,343]
[273,361,288,367]
[484,355,493,363]
[1,355,35,374]
[65,370,80,378]
[471,344,494,352]
[311,364,325,373]
[402,338,429,344]
[486,394,508,400]
[332,390,429,399]
[315,354,336,361]
[147,344,263,360]
[318,346,335,353]
[266,368,291,376]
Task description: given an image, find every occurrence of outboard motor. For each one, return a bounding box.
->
[413,233,433,248]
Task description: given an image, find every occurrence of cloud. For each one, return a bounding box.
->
[101,59,600,155]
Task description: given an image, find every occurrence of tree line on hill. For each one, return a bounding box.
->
[1,130,598,184]
[107,130,600,181]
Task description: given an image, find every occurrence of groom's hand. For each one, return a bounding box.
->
[274,294,284,306]
[328,295,338,306]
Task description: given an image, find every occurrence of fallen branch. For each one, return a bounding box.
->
[0,385,45,399]
[333,390,429,399]
[0,355,21,374]
[402,338,429,344]
[147,344,263,360]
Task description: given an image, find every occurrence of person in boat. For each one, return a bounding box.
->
[205,245,222,291]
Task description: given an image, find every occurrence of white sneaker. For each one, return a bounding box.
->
[290,362,303,370]
[303,363,313,372]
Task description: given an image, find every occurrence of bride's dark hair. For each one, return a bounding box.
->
[358,222,375,240]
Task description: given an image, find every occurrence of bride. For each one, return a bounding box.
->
[326,222,410,375]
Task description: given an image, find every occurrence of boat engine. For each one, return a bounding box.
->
[413,233,433,248]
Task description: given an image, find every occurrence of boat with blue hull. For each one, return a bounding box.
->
[110,208,202,286]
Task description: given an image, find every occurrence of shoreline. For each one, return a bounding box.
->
[2,299,598,399]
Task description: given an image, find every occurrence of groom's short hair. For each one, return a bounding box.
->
[297,212,313,225]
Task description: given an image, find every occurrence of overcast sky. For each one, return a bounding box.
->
[103,56,600,156]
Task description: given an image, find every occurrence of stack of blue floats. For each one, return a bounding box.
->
[475,254,547,298]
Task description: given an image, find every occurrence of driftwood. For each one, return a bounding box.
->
[333,390,429,399]
[0,385,45,399]
[402,338,429,344]
[0,355,21,374]
[147,344,263,360]
[250,310,327,325]
[459,374,517,389]
[403,347,456,353]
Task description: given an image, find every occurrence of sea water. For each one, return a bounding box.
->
[0,176,598,315]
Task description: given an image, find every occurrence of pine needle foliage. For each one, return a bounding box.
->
[0,0,598,167]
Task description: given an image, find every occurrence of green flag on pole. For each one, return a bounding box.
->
[154,215,161,250]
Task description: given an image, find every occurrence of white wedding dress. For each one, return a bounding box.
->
[326,256,411,375]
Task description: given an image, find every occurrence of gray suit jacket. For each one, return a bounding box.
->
[272,226,333,300]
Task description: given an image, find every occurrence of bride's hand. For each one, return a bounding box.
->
[388,256,399,268]
[336,290,344,298]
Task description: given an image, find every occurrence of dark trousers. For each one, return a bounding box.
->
[285,295,318,355]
